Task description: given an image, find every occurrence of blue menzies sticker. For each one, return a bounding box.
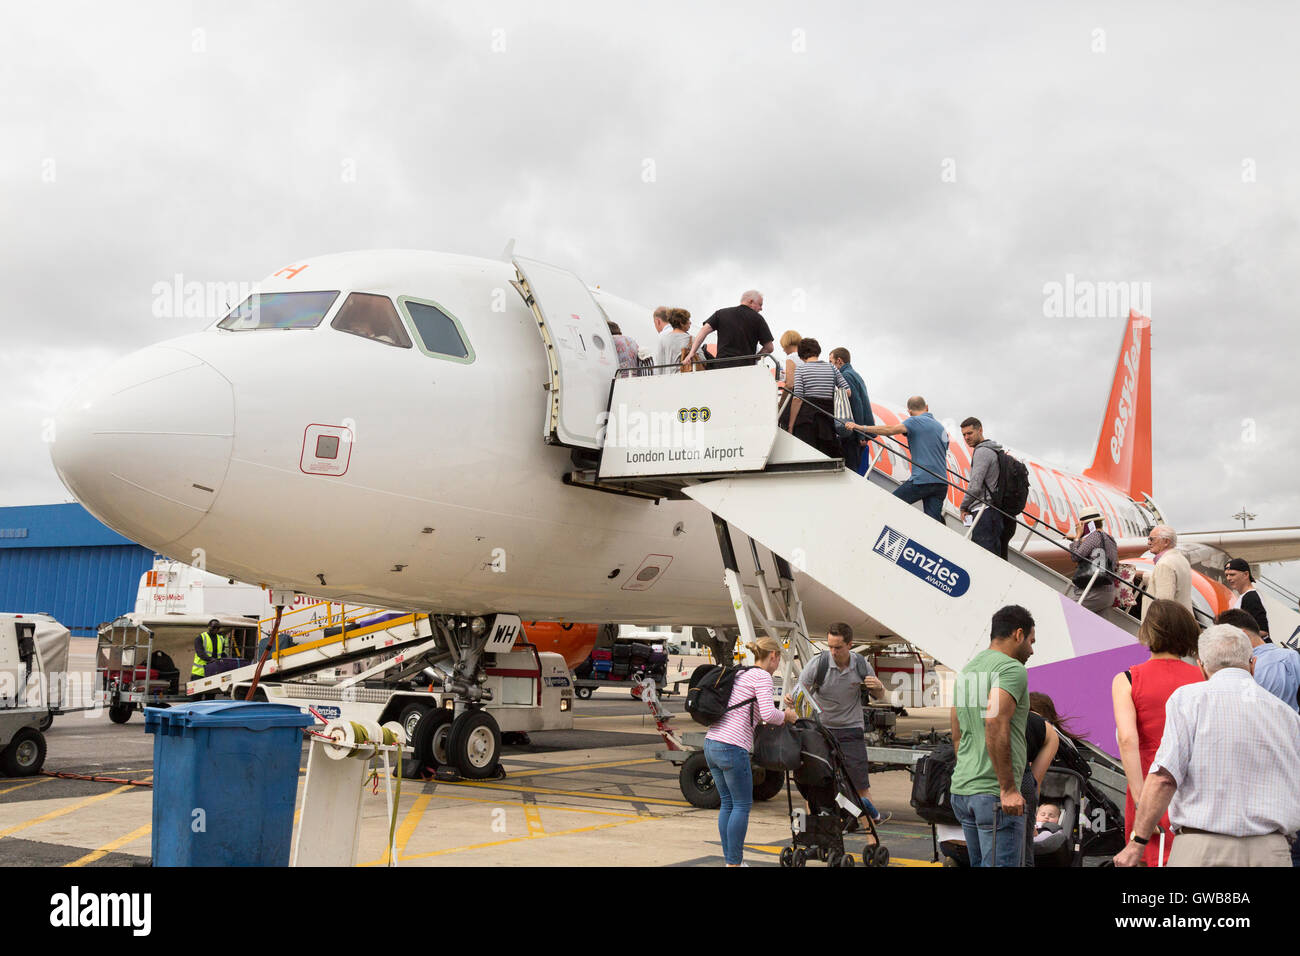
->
[872,526,970,597]
[314,705,342,719]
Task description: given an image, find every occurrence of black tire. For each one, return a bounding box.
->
[873,845,890,867]
[37,712,54,732]
[828,850,843,867]
[793,847,808,867]
[108,703,134,724]
[575,686,593,700]
[818,845,831,863]
[678,751,720,809]
[397,703,431,741]
[448,710,502,780]
[752,768,785,802]
[2,728,46,777]
[409,709,453,778]
[840,854,856,868]
[779,846,794,868]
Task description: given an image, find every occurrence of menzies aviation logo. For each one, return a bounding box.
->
[872,526,970,597]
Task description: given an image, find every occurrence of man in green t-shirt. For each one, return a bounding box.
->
[949,605,1036,867]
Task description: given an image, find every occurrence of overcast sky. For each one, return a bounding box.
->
[3,2,1297,591]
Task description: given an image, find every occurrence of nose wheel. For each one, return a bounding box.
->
[446,710,502,779]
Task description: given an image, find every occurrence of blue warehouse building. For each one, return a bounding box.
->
[0,503,155,635]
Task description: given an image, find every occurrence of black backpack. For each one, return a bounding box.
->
[684,663,755,727]
[995,450,1030,517]
[909,740,958,825]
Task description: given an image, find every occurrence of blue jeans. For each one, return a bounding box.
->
[894,480,947,521]
[970,508,1003,555]
[703,738,753,865]
[951,792,1025,867]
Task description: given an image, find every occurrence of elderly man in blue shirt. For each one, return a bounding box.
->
[829,347,873,474]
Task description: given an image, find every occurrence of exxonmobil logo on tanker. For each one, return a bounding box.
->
[872,526,970,597]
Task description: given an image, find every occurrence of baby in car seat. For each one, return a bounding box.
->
[1034,802,1063,843]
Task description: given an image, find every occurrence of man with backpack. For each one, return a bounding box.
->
[960,417,1029,559]
[784,622,890,826]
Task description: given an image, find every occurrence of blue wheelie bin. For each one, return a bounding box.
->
[144,700,313,866]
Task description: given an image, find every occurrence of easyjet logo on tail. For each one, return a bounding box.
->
[1110,325,1142,464]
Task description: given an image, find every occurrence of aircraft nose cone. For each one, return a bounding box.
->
[50,345,234,549]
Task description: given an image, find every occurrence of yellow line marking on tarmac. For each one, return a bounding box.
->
[505,757,660,777]
[419,790,639,818]
[66,823,152,867]
[0,777,57,797]
[445,780,691,808]
[0,784,139,841]
[394,794,433,852]
[371,815,656,863]
[524,803,546,838]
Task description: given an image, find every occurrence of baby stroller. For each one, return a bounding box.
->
[778,717,889,868]
[927,734,1125,867]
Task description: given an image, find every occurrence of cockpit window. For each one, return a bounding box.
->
[217,291,340,330]
[330,293,413,348]
[399,297,474,363]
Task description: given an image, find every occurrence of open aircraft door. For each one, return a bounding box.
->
[513,256,618,450]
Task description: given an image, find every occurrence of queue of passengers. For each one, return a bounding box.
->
[618,290,1286,636]
[948,602,1300,868]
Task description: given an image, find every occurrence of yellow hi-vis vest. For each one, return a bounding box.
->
[192,630,229,677]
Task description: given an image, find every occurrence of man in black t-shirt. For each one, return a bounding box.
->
[682,290,775,368]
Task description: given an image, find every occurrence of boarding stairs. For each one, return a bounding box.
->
[185,602,442,697]
[583,363,1154,759]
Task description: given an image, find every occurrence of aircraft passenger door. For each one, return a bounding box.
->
[512,256,617,450]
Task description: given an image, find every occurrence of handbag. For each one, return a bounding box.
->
[753,722,802,772]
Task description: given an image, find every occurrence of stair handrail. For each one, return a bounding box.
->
[774,382,1216,627]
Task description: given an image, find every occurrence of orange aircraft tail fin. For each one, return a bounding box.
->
[1083,310,1152,500]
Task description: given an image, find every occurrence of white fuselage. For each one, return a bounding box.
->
[51,250,1162,637]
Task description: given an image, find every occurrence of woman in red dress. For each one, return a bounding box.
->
[1111,599,1203,866]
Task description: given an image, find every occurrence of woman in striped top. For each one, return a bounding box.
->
[704,636,798,866]
[789,338,850,459]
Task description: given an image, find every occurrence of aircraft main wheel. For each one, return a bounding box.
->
[448,710,502,779]
[2,728,47,777]
[410,709,453,778]
[779,847,794,868]
[752,769,785,802]
[108,703,134,724]
[679,752,720,809]
[575,686,593,700]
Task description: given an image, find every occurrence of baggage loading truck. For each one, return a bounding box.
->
[0,614,54,776]
[571,634,682,699]
[187,605,574,779]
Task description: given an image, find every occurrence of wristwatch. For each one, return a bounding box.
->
[1130,831,1149,846]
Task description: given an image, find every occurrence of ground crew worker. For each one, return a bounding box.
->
[192,619,229,678]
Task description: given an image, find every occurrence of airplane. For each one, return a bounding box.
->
[48,249,1300,753]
